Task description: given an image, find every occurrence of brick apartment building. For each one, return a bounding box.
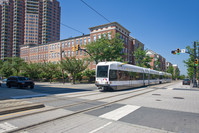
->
[20,22,144,70]
[146,49,166,72]
[0,0,60,60]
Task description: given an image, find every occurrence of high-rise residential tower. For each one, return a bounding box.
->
[0,0,60,60]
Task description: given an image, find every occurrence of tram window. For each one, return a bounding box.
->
[97,65,108,77]
[118,70,130,81]
[109,70,117,81]
[144,73,149,79]
[150,74,156,79]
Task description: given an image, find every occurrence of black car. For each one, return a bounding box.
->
[182,78,191,85]
[6,76,34,89]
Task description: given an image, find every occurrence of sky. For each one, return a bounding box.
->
[58,0,199,76]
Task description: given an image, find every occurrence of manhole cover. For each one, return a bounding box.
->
[173,97,184,99]
[152,94,161,96]
[156,99,162,101]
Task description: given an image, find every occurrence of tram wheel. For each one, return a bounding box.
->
[98,86,106,92]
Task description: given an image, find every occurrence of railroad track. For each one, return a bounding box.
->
[4,82,177,133]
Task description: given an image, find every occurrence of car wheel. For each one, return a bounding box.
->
[30,85,34,89]
[7,84,11,88]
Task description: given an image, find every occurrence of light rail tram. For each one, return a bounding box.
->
[95,62,172,91]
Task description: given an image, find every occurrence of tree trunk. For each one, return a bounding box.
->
[62,69,65,84]
[72,76,75,84]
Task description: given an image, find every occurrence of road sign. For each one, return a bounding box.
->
[181,49,186,53]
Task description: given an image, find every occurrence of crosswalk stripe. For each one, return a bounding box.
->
[99,105,140,121]
[0,122,17,133]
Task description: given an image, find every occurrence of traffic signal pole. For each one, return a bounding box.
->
[193,42,197,87]
[198,46,199,86]
[171,41,199,87]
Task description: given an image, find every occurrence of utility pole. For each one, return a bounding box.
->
[193,42,197,87]
[198,44,199,87]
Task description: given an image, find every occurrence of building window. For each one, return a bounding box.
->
[76,50,78,55]
[71,51,74,56]
[80,49,82,55]
[103,33,106,38]
[88,37,90,43]
[62,42,64,48]
[80,39,82,45]
[98,34,101,39]
[84,38,86,45]
[65,42,67,48]
[68,41,70,47]
[65,51,67,57]
[57,52,60,58]
[108,32,111,39]
[72,41,74,46]
[58,43,60,48]
[52,53,54,58]
[55,44,57,49]
[55,53,57,58]
[68,51,70,57]
[76,39,79,44]
[93,35,96,41]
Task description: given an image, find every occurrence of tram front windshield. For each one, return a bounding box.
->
[97,65,108,78]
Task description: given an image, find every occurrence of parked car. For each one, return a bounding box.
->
[6,76,34,89]
[182,78,191,85]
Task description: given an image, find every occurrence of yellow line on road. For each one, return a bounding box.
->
[0,109,38,118]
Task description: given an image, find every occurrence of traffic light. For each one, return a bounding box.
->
[73,46,75,52]
[76,44,79,51]
[177,48,180,55]
[171,50,176,55]
[195,59,198,66]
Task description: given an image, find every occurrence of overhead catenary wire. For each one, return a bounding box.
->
[61,23,84,35]
[80,0,111,23]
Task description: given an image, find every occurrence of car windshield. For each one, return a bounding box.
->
[97,65,108,78]
[184,79,190,81]
[18,77,26,81]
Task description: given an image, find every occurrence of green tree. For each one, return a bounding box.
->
[43,62,59,83]
[153,58,161,71]
[61,57,88,84]
[167,65,174,79]
[183,45,195,79]
[4,57,25,76]
[22,62,42,80]
[85,33,124,64]
[175,67,180,80]
[82,69,95,82]
[0,61,13,78]
[134,46,152,68]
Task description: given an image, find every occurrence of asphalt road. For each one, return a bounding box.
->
[0,81,199,133]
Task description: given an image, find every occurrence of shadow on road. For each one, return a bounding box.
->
[0,83,95,100]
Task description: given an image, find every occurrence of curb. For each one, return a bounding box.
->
[0,103,45,115]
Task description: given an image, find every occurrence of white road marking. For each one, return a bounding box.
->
[0,122,17,133]
[11,94,48,99]
[89,122,112,133]
[99,105,140,121]
[167,88,173,90]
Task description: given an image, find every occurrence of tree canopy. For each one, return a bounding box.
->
[134,46,152,68]
[85,33,124,64]
[61,56,88,84]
